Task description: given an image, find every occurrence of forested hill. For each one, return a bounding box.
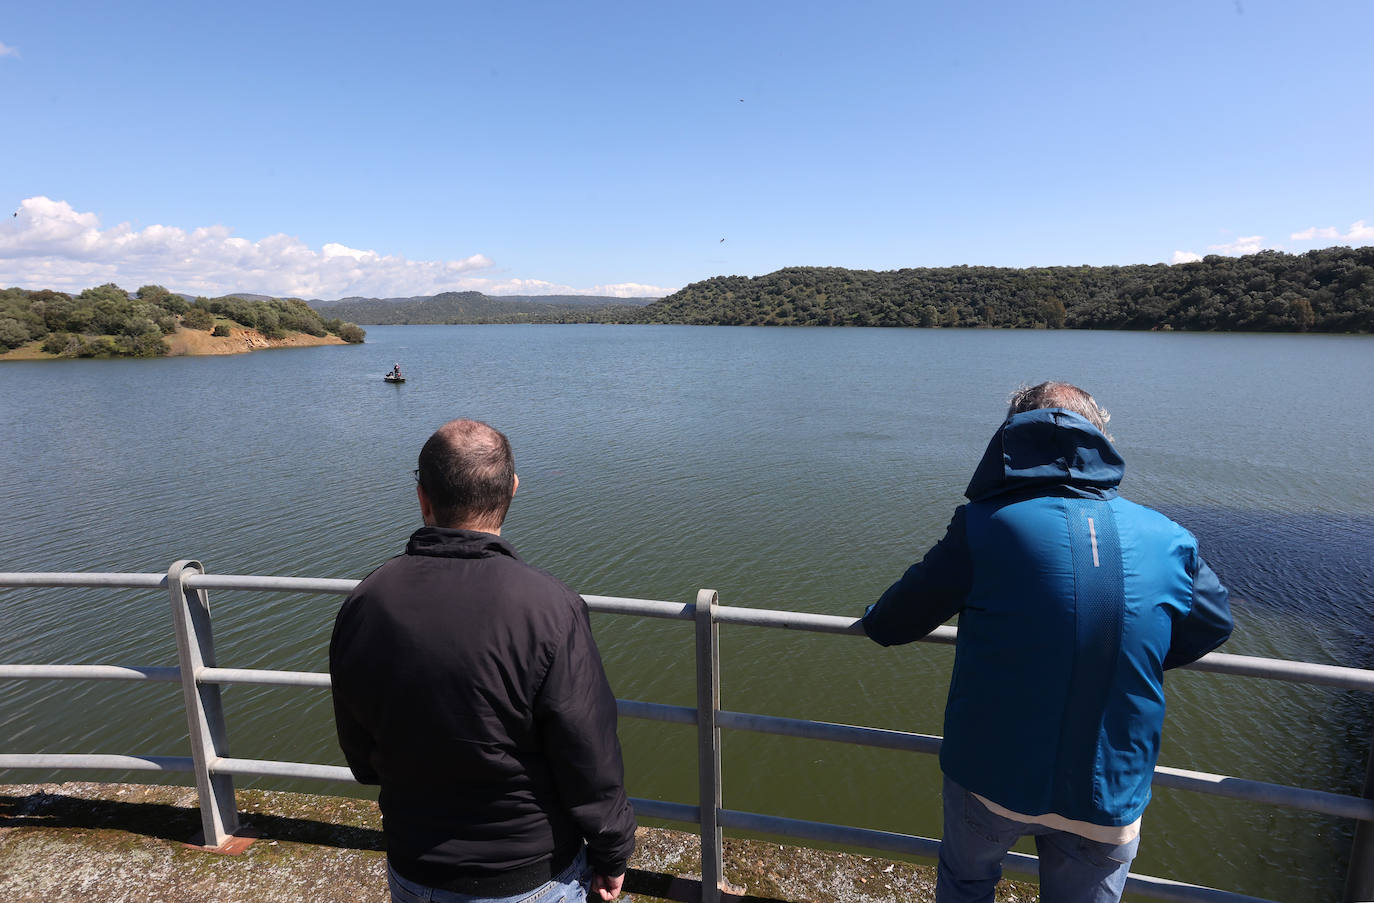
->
[314,291,656,324]
[624,247,1373,332]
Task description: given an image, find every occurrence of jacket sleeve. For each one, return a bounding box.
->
[862,507,974,646]
[1163,554,1234,670]
[329,597,381,784]
[331,692,381,784]
[534,600,637,877]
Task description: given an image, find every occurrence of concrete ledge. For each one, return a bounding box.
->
[0,782,1039,902]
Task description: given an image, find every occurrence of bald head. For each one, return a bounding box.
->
[1007,381,1112,437]
[416,419,517,532]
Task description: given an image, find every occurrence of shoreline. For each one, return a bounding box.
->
[0,326,349,361]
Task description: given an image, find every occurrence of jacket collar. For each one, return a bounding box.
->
[964,408,1124,503]
[405,525,521,560]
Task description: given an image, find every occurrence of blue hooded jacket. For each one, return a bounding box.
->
[863,409,1232,826]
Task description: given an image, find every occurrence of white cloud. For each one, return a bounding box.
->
[0,197,670,299]
[587,282,670,298]
[1174,218,1373,264]
[0,41,19,58]
[1290,226,1339,242]
[1291,220,1374,245]
[321,242,375,262]
[1207,235,1266,256]
[476,278,673,298]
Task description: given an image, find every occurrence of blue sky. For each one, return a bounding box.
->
[2,0,1371,299]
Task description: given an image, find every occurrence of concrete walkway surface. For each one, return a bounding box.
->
[0,782,1039,903]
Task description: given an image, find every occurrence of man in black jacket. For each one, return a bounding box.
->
[331,418,635,902]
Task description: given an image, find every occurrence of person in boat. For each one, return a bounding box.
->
[389,363,402,379]
[330,419,634,902]
[861,382,1232,903]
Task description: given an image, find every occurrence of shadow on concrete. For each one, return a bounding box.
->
[0,788,794,903]
[625,869,789,903]
[0,789,384,852]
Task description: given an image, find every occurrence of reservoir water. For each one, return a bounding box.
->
[1,325,1371,902]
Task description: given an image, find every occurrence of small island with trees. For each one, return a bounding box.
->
[0,284,366,360]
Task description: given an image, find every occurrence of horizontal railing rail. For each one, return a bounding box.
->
[1,569,1371,903]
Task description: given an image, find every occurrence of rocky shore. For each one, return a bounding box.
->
[162,326,347,356]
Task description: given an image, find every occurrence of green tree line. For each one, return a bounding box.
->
[302,246,1373,331]
[7,246,1368,346]
[0,284,366,357]
[606,247,1372,332]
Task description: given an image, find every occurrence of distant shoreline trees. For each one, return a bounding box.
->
[0,285,366,357]
[307,247,1371,333]
[614,247,1372,333]
[5,246,1370,346]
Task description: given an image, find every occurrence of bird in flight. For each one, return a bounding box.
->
[719,238,725,243]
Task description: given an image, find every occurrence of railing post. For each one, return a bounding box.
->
[695,588,723,903]
[1345,724,1374,903]
[168,559,240,847]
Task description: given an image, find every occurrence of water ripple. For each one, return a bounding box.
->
[2,327,1370,901]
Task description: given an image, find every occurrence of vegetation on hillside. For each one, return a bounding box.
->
[614,247,1373,332]
[304,247,1374,333]
[6,246,1369,348]
[0,284,366,357]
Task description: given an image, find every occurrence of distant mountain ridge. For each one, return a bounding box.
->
[321,292,653,309]
[311,290,656,324]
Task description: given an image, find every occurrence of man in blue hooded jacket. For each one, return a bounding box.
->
[862,382,1232,903]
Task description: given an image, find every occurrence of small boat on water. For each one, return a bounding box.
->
[384,374,406,383]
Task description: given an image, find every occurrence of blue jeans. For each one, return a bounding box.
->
[936,776,1140,903]
[387,848,593,903]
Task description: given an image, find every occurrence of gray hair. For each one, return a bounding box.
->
[1007,381,1112,438]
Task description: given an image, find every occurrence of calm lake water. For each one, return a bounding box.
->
[1,325,1371,902]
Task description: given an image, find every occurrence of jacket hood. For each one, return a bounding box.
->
[405,525,519,560]
[964,408,1124,502]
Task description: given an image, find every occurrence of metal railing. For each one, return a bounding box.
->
[1,564,1372,903]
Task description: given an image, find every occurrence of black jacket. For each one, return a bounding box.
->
[330,527,636,888]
